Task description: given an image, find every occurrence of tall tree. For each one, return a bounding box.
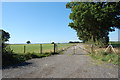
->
[0,29,10,53]
[66,2,120,45]
[0,29,10,43]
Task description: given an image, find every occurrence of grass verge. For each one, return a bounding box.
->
[84,44,120,65]
[89,51,120,65]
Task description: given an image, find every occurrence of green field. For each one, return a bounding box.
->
[9,43,75,54]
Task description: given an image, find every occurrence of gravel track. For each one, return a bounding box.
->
[2,44,118,78]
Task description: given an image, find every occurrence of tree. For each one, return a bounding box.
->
[26,41,31,44]
[0,29,10,50]
[51,42,55,44]
[0,29,10,43]
[0,29,12,54]
[66,2,120,46]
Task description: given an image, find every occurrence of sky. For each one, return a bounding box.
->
[1,2,119,44]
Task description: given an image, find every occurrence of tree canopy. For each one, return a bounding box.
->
[0,29,10,43]
[26,41,31,44]
[66,2,120,45]
[0,29,11,54]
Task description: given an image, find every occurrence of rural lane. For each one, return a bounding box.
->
[2,44,119,78]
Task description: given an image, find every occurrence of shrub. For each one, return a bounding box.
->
[2,53,26,67]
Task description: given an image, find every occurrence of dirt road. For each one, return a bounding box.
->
[2,44,118,78]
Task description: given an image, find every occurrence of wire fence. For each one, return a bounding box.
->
[84,44,120,54]
[9,43,75,54]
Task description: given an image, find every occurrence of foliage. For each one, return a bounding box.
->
[3,51,59,67]
[109,41,120,44]
[26,41,31,44]
[0,29,11,53]
[69,41,81,43]
[2,53,26,67]
[0,29,10,43]
[51,42,55,44]
[1,29,15,67]
[109,41,120,47]
[66,2,120,46]
[2,52,44,67]
[1,29,11,57]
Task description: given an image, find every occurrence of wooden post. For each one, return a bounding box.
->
[56,44,58,52]
[54,43,56,53]
[40,44,42,54]
[24,45,26,53]
[73,46,75,54]
[74,46,76,54]
[105,45,116,54]
[109,46,112,53]
[91,44,93,53]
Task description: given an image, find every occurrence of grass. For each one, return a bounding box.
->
[84,44,120,65]
[90,52,120,65]
[9,44,54,54]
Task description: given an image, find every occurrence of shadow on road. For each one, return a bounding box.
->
[3,62,33,69]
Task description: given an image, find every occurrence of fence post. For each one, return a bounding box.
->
[54,43,56,53]
[24,45,26,53]
[91,44,93,53]
[56,44,58,53]
[40,44,42,54]
[74,46,76,54]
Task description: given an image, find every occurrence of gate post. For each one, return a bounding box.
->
[24,45,26,53]
[40,44,42,54]
[91,44,93,53]
[54,43,56,53]
[74,46,76,54]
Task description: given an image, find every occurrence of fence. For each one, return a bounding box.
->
[10,43,74,54]
[84,44,120,54]
[23,44,57,54]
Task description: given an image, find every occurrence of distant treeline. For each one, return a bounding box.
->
[109,41,120,44]
[69,41,82,43]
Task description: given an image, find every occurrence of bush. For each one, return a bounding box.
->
[2,45,16,67]
[30,53,40,58]
[2,53,26,67]
[24,53,32,60]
